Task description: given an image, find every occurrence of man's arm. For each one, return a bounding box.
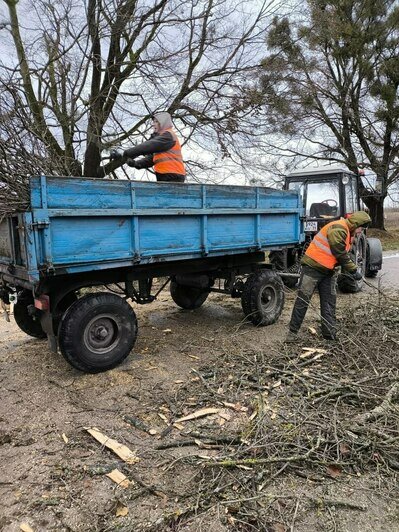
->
[124,131,175,159]
[327,225,357,272]
[128,155,154,169]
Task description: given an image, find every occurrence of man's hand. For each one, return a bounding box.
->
[127,158,138,168]
[351,269,363,281]
[109,149,123,161]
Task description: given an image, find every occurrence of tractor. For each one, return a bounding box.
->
[269,167,383,293]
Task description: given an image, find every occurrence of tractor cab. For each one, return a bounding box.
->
[285,167,359,234]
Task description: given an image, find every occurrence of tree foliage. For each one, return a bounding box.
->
[258,0,399,227]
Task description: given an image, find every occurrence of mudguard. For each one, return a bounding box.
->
[366,237,383,272]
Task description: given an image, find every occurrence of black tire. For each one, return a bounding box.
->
[283,261,301,289]
[268,250,285,270]
[58,292,137,373]
[14,290,46,339]
[365,238,382,278]
[170,281,209,310]
[337,232,367,293]
[241,270,285,326]
[269,250,300,289]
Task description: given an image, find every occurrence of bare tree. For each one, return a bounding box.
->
[0,0,279,215]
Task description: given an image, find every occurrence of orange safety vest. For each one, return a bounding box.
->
[305,219,351,269]
[153,129,185,176]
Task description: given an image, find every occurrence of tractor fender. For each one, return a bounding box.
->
[366,237,383,273]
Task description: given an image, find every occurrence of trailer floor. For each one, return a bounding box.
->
[0,287,398,532]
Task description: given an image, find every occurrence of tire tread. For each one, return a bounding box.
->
[59,292,137,373]
[241,271,285,326]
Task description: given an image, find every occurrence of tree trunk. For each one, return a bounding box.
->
[361,194,386,230]
[84,140,102,177]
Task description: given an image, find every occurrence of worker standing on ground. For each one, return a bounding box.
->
[284,211,371,342]
[110,112,186,183]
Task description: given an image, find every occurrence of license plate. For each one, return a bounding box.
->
[305,221,318,232]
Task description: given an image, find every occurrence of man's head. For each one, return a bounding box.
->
[346,211,372,233]
[152,112,173,134]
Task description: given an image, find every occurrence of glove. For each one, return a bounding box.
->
[127,158,138,168]
[351,269,363,281]
[110,149,123,161]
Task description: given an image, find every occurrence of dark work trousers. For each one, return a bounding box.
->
[155,173,185,183]
[289,265,338,339]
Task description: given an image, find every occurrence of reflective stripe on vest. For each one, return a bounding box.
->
[305,219,351,269]
[153,129,185,175]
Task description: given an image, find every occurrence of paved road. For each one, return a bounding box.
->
[366,251,399,292]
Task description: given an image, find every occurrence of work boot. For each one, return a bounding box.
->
[322,335,337,343]
[284,330,299,344]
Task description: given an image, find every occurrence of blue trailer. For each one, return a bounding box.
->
[0,177,303,372]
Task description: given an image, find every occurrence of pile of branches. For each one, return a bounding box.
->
[153,297,399,530]
[0,146,65,220]
[194,299,398,470]
[0,178,30,221]
[0,98,74,219]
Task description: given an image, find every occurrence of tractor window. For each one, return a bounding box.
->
[306,181,340,218]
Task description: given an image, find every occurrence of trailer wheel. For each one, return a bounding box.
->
[58,292,137,373]
[14,290,47,339]
[170,281,209,310]
[241,271,285,326]
[338,232,367,293]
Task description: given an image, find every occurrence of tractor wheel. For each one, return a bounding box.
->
[283,261,301,289]
[58,292,137,373]
[365,237,382,278]
[170,281,209,310]
[241,270,285,326]
[14,290,46,339]
[337,232,367,293]
[268,250,285,270]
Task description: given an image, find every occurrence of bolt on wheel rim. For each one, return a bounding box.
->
[84,314,121,354]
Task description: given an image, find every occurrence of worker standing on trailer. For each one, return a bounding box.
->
[284,211,371,342]
[110,112,186,183]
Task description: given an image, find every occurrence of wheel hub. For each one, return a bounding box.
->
[261,286,276,309]
[94,325,109,340]
[84,316,120,353]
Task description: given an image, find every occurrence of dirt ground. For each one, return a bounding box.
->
[0,285,398,532]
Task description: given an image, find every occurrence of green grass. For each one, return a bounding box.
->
[367,228,399,251]
[367,210,399,251]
